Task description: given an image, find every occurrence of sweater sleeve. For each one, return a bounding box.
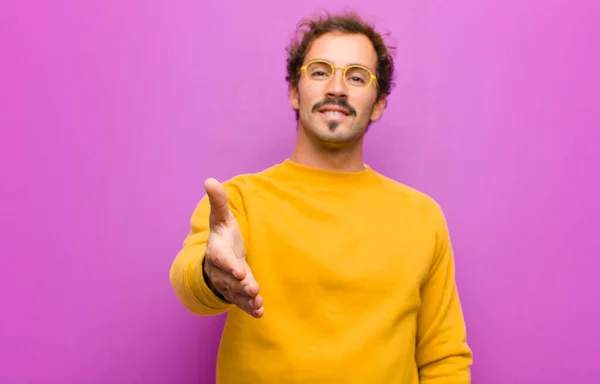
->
[416,202,473,383]
[169,179,249,316]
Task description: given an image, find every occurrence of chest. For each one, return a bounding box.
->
[246,192,436,299]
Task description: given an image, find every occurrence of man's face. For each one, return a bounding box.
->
[289,32,387,149]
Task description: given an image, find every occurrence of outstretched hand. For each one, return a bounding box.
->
[202,178,264,318]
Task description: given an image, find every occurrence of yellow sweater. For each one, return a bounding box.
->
[170,159,472,383]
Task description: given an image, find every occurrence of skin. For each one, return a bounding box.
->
[289,32,387,172]
[203,178,264,318]
[202,31,388,318]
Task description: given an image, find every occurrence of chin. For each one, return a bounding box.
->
[299,115,365,145]
[314,128,363,148]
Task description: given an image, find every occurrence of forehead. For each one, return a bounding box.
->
[304,32,377,70]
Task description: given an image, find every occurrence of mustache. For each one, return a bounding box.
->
[312,98,357,116]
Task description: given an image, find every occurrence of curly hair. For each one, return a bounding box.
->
[285,10,396,100]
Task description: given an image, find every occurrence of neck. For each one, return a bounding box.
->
[290,126,366,172]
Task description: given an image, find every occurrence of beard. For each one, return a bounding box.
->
[299,113,371,151]
[296,97,373,149]
[327,120,340,131]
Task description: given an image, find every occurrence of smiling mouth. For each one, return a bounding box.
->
[320,110,348,119]
[312,98,356,120]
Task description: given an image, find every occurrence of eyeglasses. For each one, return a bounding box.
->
[298,60,379,90]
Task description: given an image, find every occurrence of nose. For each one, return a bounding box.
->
[325,67,348,98]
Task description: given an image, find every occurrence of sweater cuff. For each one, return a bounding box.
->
[185,249,232,310]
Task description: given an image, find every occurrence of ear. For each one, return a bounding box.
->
[289,85,299,111]
[370,94,387,122]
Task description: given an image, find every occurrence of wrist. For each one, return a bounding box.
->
[202,256,230,302]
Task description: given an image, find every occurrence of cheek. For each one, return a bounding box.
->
[298,86,323,110]
[354,96,377,115]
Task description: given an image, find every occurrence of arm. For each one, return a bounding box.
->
[169,180,249,316]
[416,203,473,383]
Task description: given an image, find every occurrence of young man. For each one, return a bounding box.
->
[170,11,473,384]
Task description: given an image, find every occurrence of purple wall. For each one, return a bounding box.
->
[1,0,598,383]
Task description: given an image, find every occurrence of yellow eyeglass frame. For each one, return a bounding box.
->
[298,59,380,90]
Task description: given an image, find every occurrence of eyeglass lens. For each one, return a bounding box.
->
[306,62,372,88]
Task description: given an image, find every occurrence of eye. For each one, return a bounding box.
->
[346,67,371,87]
[346,75,367,87]
[306,62,333,80]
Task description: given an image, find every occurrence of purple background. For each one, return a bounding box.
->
[1,0,599,383]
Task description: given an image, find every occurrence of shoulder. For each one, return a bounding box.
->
[372,171,447,225]
[218,162,285,200]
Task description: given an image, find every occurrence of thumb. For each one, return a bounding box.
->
[204,178,230,227]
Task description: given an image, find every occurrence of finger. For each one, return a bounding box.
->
[208,266,264,318]
[205,257,260,298]
[204,178,230,227]
[219,269,260,298]
[240,262,262,289]
[230,262,259,296]
[249,294,263,310]
[252,307,264,318]
[231,293,264,318]
[207,264,258,299]
[240,279,260,297]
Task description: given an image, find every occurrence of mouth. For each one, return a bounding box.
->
[318,107,351,121]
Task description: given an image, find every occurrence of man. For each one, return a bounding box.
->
[170,10,473,384]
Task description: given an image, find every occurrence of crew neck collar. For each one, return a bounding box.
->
[278,158,380,187]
